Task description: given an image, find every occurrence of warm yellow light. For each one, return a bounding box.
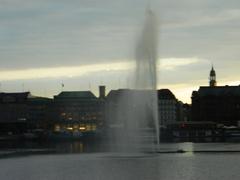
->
[61,113,66,116]
[73,124,78,129]
[54,125,61,132]
[67,127,73,130]
[86,125,91,131]
[79,127,86,130]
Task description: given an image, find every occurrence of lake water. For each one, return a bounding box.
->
[0,142,240,180]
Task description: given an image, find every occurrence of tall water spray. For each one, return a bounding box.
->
[106,8,159,152]
[134,8,159,145]
[135,8,158,90]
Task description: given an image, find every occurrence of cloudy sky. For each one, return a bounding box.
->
[1,0,240,103]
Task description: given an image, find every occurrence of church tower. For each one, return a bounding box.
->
[209,65,217,87]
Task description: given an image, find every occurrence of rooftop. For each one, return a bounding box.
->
[195,86,240,97]
[55,91,97,99]
[157,89,176,99]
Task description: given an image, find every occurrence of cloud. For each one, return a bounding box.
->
[160,57,199,70]
[162,8,240,29]
[1,0,240,70]
[0,61,133,81]
[0,57,200,81]
[1,0,240,103]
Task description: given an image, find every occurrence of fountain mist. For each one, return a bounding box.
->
[106,8,159,152]
[134,8,159,144]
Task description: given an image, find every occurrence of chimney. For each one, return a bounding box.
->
[99,86,106,98]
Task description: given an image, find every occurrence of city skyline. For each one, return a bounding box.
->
[1,0,240,103]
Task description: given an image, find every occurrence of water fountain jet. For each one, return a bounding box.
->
[106,7,159,153]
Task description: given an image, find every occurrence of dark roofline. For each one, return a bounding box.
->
[192,85,240,97]
[157,89,176,100]
[54,91,97,99]
[0,92,31,98]
[199,85,240,88]
[106,89,157,97]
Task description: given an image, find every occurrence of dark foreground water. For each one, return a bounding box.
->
[1,141,240,180]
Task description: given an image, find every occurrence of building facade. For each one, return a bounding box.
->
[105,89,158,129]
[0,92,51,134]
[192,86,240,125]
[49,88,105,134]
[158,89,178,126]
[106,88,179,128]
[192,67,240,126]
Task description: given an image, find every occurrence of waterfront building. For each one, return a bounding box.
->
[177,102,191,122]
[192,85,240,125]
[106,88,180,127]
[158,89,178,126]
[27,97,52,129]
[106,89,137,128]
[49,87,105,134]
[192,67,240,126]
[165,121,217,142]
[0,92,51,134]
[105,89,158,129]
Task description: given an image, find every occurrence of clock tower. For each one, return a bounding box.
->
[209,65,217,87]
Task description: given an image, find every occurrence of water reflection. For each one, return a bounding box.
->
[0,140,109,155]
[2,141,240,156]
[177,142,194,157]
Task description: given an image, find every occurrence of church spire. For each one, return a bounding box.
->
[209,65,217,87]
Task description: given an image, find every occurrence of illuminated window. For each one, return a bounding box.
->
[73,124,78,129]
[66,127,73,131]
[86,124,91,131]
[79,126,86,131]
[54,124,61,132]
[61,112,66,116]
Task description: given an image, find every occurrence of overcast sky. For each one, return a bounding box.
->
[1,0,240,103]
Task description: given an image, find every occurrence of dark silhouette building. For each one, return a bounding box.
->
[99,86,106,99]
[177,102,191,122]
[192,67,240,126]
[209,65,217,87]
[27,97,52,129]
[192,86,240,125]
[0,92,51,134]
